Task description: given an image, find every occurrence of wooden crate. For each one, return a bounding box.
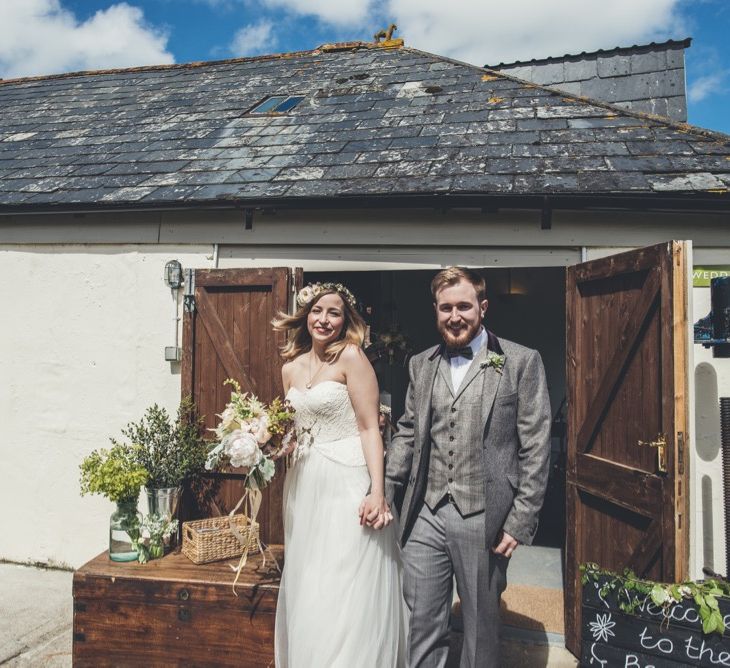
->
[73,548,282,667]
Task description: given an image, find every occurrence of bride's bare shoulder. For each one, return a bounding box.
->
[339,343,366,363]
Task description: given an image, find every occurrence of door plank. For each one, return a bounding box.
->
[576,454,661,518]
[196,288,259,396]
[575,266,661,456]
[627,518,662,575]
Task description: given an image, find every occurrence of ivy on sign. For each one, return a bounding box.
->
[693,266,730,287]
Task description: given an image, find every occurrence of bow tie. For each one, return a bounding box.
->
[447,347,473,359]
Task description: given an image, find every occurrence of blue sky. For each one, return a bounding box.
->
[1,0,728,133]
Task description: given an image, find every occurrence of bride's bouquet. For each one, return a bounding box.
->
[204,379,295,592]
[206,379,296,489]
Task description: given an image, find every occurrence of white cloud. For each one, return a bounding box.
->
[261,0,371,27]
[0,0,174,79]
[381,0,686,66]
[230,20,277,56]
[688,72,728,103]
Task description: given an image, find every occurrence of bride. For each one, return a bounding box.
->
[272,282,407,667]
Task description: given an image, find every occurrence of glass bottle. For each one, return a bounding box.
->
[109,498,142,562]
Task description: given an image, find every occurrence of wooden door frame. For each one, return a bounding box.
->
[564,241,690,655]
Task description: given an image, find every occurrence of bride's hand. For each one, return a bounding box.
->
[358,493,393,529]
[273,437,297,460]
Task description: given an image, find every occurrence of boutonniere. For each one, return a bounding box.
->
[481,351,505,374]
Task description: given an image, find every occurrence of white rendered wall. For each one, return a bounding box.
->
[691,286,730,580]
[0,245,210,568]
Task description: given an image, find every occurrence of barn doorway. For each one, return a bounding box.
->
[305,266,568,645]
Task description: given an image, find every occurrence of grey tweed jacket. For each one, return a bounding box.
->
[385,330,552,548]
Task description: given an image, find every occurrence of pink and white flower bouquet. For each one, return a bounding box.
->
[205,379,296,490]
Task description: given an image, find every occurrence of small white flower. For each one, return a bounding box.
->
[254,414,272,445]
[219,406,238,430]
[588,613,616,643]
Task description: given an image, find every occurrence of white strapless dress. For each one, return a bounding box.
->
[274,380,407,667]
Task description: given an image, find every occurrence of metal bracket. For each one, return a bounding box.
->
[183,269,195,313]
[677,431,685,475]
[638,433,668,474]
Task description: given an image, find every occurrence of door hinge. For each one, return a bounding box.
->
[184,269,195,313]
[677,431,685,475]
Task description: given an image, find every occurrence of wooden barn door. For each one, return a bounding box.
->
[564,241,690,655]
[181,267,301,545]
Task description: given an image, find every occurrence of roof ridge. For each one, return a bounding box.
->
[402,45,730,145]
[486,37,692,69]
[0,45,366,87]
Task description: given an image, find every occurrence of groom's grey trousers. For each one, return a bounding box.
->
[402,501,508,668]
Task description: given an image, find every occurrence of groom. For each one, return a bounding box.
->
[384,267,551,667]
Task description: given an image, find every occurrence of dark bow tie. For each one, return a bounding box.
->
[447,346,473,359]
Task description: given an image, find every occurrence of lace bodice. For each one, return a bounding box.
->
[287,380,360,443]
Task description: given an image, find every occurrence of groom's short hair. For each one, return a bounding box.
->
[431,266,486,302]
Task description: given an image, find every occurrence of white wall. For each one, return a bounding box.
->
[690,286,730,579]
[0,245,210,567]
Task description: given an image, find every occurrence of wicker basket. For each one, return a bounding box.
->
[182,515,260,565]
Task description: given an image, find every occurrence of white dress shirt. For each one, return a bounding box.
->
[449,327,487,392]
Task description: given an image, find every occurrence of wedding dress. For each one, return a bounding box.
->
[274,380,407,667]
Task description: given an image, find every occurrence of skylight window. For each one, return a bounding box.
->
[249,95,305,114]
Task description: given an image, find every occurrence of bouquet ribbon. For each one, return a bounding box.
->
[228,476,281,594]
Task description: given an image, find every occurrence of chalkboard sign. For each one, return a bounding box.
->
[582,575,730,667]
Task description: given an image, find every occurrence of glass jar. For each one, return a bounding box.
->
[109,499,142,562]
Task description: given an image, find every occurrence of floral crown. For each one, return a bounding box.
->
[296,282,357,310]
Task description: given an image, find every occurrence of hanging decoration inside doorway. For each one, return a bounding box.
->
[365,324,413,367]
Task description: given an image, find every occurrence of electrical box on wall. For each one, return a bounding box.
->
[165,346,182,362]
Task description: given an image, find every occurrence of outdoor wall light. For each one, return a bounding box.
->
[164,260,184,363]
[164,260,184,288]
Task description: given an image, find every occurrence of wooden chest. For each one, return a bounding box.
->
[73,548,282,667]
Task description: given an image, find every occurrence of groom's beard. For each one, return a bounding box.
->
[438,319,481,348]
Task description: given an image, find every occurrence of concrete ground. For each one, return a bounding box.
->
[0,562,577,667]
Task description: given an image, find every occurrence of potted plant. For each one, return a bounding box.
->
[116,398,207,547]
[80,444,148,561]
[581,562,730,666]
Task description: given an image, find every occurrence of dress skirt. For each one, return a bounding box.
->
[274,436,407,668]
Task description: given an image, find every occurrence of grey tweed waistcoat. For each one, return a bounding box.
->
[424,354,487,516]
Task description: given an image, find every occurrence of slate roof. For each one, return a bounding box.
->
[485,38,693,69]
[1,42,729,210]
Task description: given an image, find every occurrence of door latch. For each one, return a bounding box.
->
[638,433,668,474]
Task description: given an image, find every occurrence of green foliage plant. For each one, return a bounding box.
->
[80,443,148,504]
[118,398,207,489]
[581,562,730,635]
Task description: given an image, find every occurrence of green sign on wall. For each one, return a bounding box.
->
[693,266,730,287]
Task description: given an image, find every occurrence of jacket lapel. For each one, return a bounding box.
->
[437,356,455,397]
[479,330,506,434]
[417,346,441,440]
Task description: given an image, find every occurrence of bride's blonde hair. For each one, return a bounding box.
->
[272,287,367,362]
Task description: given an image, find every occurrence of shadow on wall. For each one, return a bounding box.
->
[703,475,716,572]
[696,362,721,462]
[696,362,721,573]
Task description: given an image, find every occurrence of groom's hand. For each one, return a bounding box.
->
[492,530,518,558]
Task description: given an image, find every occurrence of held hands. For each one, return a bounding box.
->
[358,493,393,530]
[492,529,518,558]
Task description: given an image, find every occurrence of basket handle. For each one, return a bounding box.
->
[184,525,194,541]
